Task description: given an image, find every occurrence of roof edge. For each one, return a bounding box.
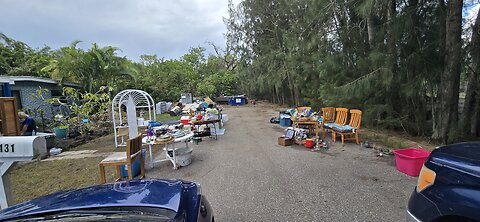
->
[0,76,82,88]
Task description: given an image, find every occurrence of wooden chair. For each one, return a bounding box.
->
[296,106,312,115]
[332,109,362,144]
[320,107,335,137]
[116,127,129,146]
[322,108,349,140]
[117,127,129,137]
[99,134,145,184]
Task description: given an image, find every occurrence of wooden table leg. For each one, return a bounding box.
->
[99,164,106,184]
[115,166,121,181]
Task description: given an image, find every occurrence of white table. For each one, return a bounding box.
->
[142,131,194,169]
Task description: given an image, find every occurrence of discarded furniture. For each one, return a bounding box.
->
[99,134,145,184]
[0,98,20,136]
[332,109,362,144]
[142,131,194,169]
[296,106,312,115]
[320,107,336,137]
[322,108,349,140]
[117,126,129,137]
[292,119,319,142]
[112,90,156,147]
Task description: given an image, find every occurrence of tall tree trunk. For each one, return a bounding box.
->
[462,8,480,137]
[294,83,301,106]
[387,0,401,123]
[286,71,296,106]
[473,94,480,136]
[387,0,397,71]
[433,0,463,143]
[467,8,480,136]
[431,0,447,139]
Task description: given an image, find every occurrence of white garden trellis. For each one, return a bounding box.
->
[112,89,156,147]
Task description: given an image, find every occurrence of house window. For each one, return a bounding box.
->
[11,90,22,109]
[51,89,67,103]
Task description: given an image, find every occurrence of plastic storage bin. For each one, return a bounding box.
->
[279,117,292,127]
[393,148,431,176]
[156,101,168,114]
[120,149,146,178]
[181,93,193,104]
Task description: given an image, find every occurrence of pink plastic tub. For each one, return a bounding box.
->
[393,148,431,177]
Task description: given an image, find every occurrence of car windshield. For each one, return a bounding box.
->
[2,206,180,222]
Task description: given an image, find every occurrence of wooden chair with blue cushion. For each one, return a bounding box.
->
[320,107,335,137]
[332,109,362,144]
[322,108,348,139]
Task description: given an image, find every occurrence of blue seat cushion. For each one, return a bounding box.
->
[333,125,354,132]
[323,123,336,129]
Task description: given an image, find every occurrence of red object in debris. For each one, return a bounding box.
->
[393,148,431,177]
[304,139,315,148]
[180,116,191,125]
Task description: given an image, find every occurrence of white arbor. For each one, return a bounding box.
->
[112,90,156,147]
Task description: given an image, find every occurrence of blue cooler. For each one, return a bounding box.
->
[120,149,146,178]
[279,117,292,127]
[279,113,292,127]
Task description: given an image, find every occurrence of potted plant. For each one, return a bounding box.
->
[52,114,69,139]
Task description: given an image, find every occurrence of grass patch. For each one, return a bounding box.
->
[8,157,118,204]
[72,134,116,153]
[362,129,438,151]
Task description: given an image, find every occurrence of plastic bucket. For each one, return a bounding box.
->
[393,148,431,176]
[176,147,193,166]
[53,127,68,139]
[304,139,315,148]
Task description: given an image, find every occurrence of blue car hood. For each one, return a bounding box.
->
[430,142,480,177]
[0,179,195,219]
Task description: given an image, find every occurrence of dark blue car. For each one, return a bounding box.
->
[407,142,480,222]
[0,179,214,222]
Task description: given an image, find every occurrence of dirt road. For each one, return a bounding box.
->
[148,104,417,221]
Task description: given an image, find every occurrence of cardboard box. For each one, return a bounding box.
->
[278,136,293,146]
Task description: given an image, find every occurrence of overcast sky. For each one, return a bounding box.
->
[0,0,240,61]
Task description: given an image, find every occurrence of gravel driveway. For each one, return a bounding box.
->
[148,105,417,221]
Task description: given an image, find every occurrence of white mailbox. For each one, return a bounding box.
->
[0,136,47,209]
[0,136,47,161]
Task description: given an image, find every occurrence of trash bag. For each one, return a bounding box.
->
[270,117,280,124]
